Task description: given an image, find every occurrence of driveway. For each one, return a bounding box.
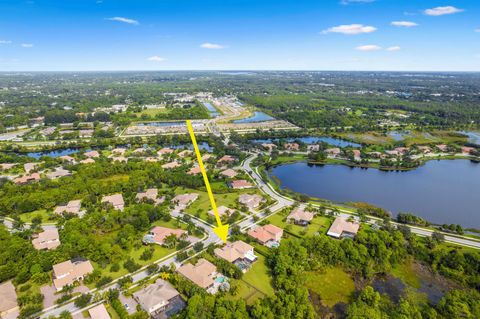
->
[119,293,138,315]
[41,285,60,308]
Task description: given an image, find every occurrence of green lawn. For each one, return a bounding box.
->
[230,254,275,304]
[136,107,168,117]
[391,260,421,289]
[20,209,57,223]
[177,187,261,224]
[304,267,355,308]
[267,213,331,237]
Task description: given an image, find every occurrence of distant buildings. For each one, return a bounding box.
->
[52,259,94,291]
[248,224,283,247]
[84,150,100,158]
[46,167,72,179]
[32,228,61,250]
[136,188,164,206]
[327,217,360,239]
[220,168,238,178]
[217,155,236,166]
[172,193,198,209]
[162,161,181,169]
[208,206,236,218]
[101,194,125,211]
[14,172,41,185]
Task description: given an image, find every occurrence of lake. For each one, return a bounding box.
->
[233,111,274,123]
[460,131,480,145]
[27,148,85,159]
[252,136,361,148]
[270,160,480,228]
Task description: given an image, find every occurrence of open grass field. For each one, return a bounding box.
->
[177,187,261,224]
[136,107,168,117]
[391,260,421,289]
[267,212,331,237]
[20,209,57,223]
[304,267,355,308]
[230,254,275,304]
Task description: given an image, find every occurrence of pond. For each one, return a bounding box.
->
[203,102,220,118]
[270,159,480,228]
[233,111,274,123]
[252,136,361,148]
[26,148,84,159]
[388,131,410,141]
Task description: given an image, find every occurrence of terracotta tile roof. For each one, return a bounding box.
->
[88,304,110,319]
[287,208,314,223]
[133,279,180,314]
[248,224,283,244]
[220,169,237,178]
[214,241,253,263]
[53,260,94,290]
[0,281,18,314]
[177,259,217,289]
[148,226,186,245]
[327,217,360,238]
[229,179,253,189]
[32,228,60,250]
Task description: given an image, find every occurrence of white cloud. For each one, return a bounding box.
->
[387,46,401,52]
[322,24,377,35]
[21,43,34,48]
[356,44,382,51]
[0,40,12,44]
[340,0,374,5]
[424,6,464,16]
[475,28,480,33]
[200,42,225,49]
[107,17,139,25]
[147,56,166,62]
[391,21,418,27]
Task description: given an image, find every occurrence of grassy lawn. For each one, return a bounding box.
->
[136,108,168,117]
[177,187,261,224]
[20,209,57,223]
[391,260,421,289]
[267,213,332,237]
[304,267,355,308]
[99,174,130,184]
[230,254,275,304]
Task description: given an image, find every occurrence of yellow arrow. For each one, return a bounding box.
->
[186,120,229,242]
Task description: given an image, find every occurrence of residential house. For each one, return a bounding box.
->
[229,179,254,189]
[436,144,448,152]
[54,200,84,217]
[14,173,41,185]
[79,129,94,138]
[217,155,236,166]
[327,217,360,239]
[461,146,475,155]
[80,158,95,164]
[136,188,164,206]
[220,168,237,178]
[177,259,219,292]
[172,193,198,209]
[208,206,235,218]
[261,143,277,151]
[101,194,125,211]
[143,226,187,245]
[187,166,202,175]
[32,228,61,250]
[325,148,341,157]
[417,146,432,154]
[248,224,283,247]
[307,144,320,152]
[111,148,127,155]
[84,150,100,158]
[178,150,192,158]
[133,279,182,316]
[46,167,72,179]
[52,259,94,291]
[201,153,214,162]
[110,156,128,163]
[157,148,174,157]
[352,150,361,161]
[284,143,299,151]
[0,163,17,170]
[24,162,38,173]
[287,208,314,226]
[88,304,110,319]
[0,281,18,318]
[238,194,264,210]
[59,155,76,163]
[214,241,257,272]
[162,161,181,169]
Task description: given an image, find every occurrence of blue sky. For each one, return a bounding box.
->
[0,0,479,71]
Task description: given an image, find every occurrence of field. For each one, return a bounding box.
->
[20,209,56,223]
[231,254,275,304]
[304,267,355,308]
[391,260,421,289]
[267,212,331,237]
